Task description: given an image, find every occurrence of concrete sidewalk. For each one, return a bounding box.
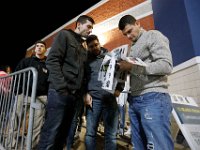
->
[69,126,132,150]
[68,126,191,150]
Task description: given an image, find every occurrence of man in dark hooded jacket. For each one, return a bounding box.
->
[8,40,48,149]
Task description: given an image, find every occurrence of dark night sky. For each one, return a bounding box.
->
[0,0,101,71]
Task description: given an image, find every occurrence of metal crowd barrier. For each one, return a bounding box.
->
[0,67,38,150]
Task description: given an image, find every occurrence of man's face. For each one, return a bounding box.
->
[35,43,46,55]
[78,20,93,38]
[87,39,101,56]
[122,23,140,42]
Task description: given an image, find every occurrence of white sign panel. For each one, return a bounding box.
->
[170,94,200,150]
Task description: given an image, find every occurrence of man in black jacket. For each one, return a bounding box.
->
[15,40,48,97]
[38,15,95,150]
[8,40,48,149]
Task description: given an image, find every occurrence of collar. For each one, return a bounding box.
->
[32,55,47,62]
[67,29,85,43]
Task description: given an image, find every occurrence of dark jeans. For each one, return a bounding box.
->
[85,94,118,150]
[66,97,84,150]
[38,89,76,150]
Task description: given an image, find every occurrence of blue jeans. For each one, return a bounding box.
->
[85,94,118,150]
[38,89,76,150]
[128,92,174,150]
[118,104,126,135]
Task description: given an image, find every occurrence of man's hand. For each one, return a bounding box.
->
[114,90,121,97]
[84,93,92,108]
[117,60,133,72]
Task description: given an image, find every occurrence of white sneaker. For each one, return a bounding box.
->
[74,131,80,139]
[124,127,131,136]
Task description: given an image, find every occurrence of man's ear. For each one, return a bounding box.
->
[135,21,140,27]
[76,22,81,30]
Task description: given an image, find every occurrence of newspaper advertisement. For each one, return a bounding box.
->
[170,94,200,150]
[98,44,146,94]
[98,45,128,93]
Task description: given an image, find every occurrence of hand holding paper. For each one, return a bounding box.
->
[126,57,147,67]
[98,44,147,94]
[117,60,133,72]
[117,57,147,72]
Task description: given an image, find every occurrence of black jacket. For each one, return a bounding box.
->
[46,29,87,94]
[15,56,49,96]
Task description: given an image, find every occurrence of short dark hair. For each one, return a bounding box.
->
[86,34,99,45]
[118,15,136,30]
[76,15,95,27]
[35,40,46,48]
[0,65,11,72]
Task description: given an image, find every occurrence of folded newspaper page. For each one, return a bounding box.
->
[98,44,147,94]
[124,57,147,67]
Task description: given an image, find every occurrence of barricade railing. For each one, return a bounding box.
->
[0,67,38,150]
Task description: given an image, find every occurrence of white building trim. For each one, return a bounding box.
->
[172,56,200,73]
[92,0,153,35]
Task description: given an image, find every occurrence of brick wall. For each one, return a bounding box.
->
[103,15,155,51]
[26,0,151,56]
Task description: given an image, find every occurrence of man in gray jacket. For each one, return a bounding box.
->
[117,15,174,150]
[84,35,124,150]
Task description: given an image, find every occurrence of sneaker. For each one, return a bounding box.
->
[74,131,80,139]
[124,127,131,136]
